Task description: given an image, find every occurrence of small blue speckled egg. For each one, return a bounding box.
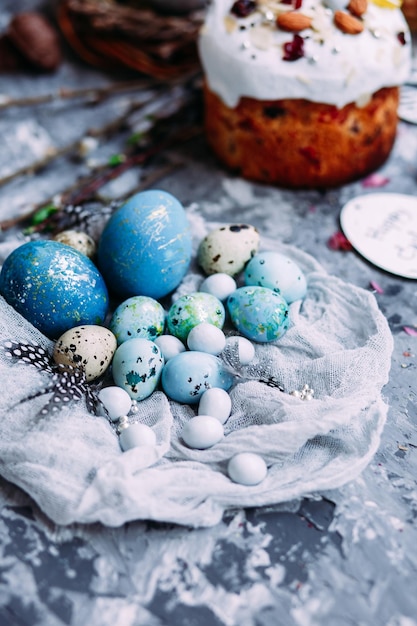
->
[112,338,164,401]
[161,351,234,404]
[227,286,289,343]
[166,292,225,342]
[110,295,165,345]
[97,190,192,299]
[0,240,109,339]
[244,251,307,303]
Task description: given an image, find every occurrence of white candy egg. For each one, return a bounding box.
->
[97,386,132,421]
[119,423,157,451]
[187,322,226,355]
[181,415,224,449]
[198,388,232,424]
[225,336,256,365]
[227,452,267,485]
[199,273,237,301]
[154,335,186,361]
[53,325,117,382]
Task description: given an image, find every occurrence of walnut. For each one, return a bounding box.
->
[7,12,62,72]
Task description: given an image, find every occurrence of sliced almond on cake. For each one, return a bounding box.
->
[334,10,364,34]
[277,12,313,32]
[347,0,368,17]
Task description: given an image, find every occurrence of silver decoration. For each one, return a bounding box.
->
[130,400,139,414]
[117,415,130,433]
[290,384,315,401]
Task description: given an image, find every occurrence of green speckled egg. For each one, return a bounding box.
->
[166,292,225,342]
[227,286,289,343]
[110,295,165,345]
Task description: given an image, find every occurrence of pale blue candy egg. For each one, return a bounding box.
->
[154,335,186,361]
[199,273,237,301]
[198,388,232,424]
[181,415,224,449]
[97,386,132,421]
[0,240,108,339]
[97,190,192,299]
[161,351,234,404]
[225,336,255,365]
[110,295,165,345]
[187,322,226,355]
[227,452,267,485]
[112,338,164,401]
[227,286,289,343]
[119,423,157,451]
[166,292,225,342]
[244,251,307,303]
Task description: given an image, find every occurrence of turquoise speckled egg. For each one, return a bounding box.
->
[227,286,289,343]
[167,292,225,342]
[112,338,164,401]
[110,295,165,345]
[161,351,234,404]
[97,190,192,299]
[244,251,307,304]
[0,240,109,339]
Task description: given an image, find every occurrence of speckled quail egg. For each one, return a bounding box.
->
[53,230,96,259]
[198,224,259,276]
[53,325,117,382]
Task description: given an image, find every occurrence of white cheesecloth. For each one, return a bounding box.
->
[0,213,393,527]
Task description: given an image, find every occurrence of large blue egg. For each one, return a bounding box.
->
[161,351,234,404]
[97,190,192,299]
[0,240,109,339]
[227,286,289,343]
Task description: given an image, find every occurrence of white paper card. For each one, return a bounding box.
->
[340,193,417,279]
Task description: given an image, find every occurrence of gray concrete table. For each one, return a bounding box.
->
[0,1,417,625]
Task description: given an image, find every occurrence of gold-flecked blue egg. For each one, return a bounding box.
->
[97,190,192,299]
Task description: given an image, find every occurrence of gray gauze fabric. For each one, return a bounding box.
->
[0,215,393,527]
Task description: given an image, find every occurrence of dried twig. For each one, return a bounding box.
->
[0,78,162,110]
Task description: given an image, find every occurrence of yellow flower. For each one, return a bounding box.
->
[368,0,402,8]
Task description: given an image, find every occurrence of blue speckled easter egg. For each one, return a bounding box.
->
[0,240,109,339]
[227,286,289,343]
[110,295,165,345]
[244,251,307,303]
[166,292,225,342]
[161,351,234,404]
[112,338,164,401]
[97,190,192,299]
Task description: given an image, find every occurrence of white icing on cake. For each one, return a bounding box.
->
[198,0,411,108]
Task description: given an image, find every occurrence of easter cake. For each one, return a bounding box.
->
[198,0,411,188]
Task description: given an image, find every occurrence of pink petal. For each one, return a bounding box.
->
[328,231,353,251]
[403,326,417,336]
[362,173,390,188]
[370,280,384,294]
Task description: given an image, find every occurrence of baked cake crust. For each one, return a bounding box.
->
[203,83,399,189]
